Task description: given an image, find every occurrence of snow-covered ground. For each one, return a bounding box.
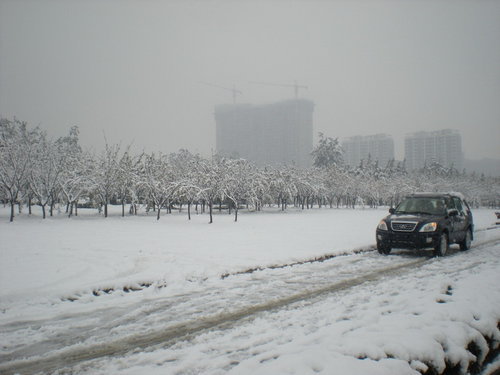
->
[0,206,385,316]
[0,206,499,374]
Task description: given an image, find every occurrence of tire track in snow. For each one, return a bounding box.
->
[220,246,376,279]
[221,226,500,279]
[0,257,427,375]
[2,235,499,375]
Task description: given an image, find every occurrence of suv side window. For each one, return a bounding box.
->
[445,197,455,210]
[453,197,465,216]
[463,200,472,215]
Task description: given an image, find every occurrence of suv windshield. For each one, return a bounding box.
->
[395,197,446,215]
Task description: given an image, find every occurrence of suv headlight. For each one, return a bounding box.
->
[419,222,437,232]
[377,220,388,231]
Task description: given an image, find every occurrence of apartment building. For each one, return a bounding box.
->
[404,129,463,170]
[342,134,395,168]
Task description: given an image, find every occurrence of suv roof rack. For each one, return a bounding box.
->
[409,192,465,199]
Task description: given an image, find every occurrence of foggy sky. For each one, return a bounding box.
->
[1,0,499,161]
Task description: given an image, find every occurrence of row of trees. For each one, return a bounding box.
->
[1,118,499,222]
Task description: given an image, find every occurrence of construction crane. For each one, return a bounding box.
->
[200,82,242,104]
[249,80,308,99]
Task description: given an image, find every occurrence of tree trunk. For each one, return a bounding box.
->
[10,201,15,222]
[75,201,78,216]
[121,200,125,217]
[42,204,46,219]
[209,201,213,224]
[157,206,161,220]
[104,203,108,218]
[29,197,33,215]
[234,206,238,222]
[188,203,191,220]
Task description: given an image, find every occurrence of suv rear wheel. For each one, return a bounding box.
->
[460,229,472,251]
[434,233,448,257]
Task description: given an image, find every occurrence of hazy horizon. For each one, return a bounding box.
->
[1,0,499,161]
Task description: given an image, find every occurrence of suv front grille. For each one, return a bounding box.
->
[391,221,417,232]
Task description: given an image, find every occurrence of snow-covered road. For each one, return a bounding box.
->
[1,207,499,374]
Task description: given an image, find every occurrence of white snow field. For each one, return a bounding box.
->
[0,206,499,375]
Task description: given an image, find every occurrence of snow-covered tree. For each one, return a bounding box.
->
[90,143,121,218]
[311,132,344,168]
[0,118,34,221]
[223,158,255,221]
[294,168,318,209]
[169,150,203,220]
[245,165,267,211]
[141,153,180,220]
[29,133,64,218]
[2,117,499,221]
[56,128,88,217]
[115,147,143,217]
[197,156,227,223]
[268,167,297,211]
[59,151,92,217]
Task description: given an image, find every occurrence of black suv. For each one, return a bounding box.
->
[376,193,473,256]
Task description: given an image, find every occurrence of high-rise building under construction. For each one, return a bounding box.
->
[215,99,314,168]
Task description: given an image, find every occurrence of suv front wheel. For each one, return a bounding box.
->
[434,233,448,257]
[377,242,391,255]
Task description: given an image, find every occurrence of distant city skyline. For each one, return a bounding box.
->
[339,129,499,176]
[1,1,499,161]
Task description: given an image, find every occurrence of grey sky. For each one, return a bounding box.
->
[1,0,499,160]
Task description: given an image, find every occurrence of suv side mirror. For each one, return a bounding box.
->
[448,209,459,217]
[389,208,395,214]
